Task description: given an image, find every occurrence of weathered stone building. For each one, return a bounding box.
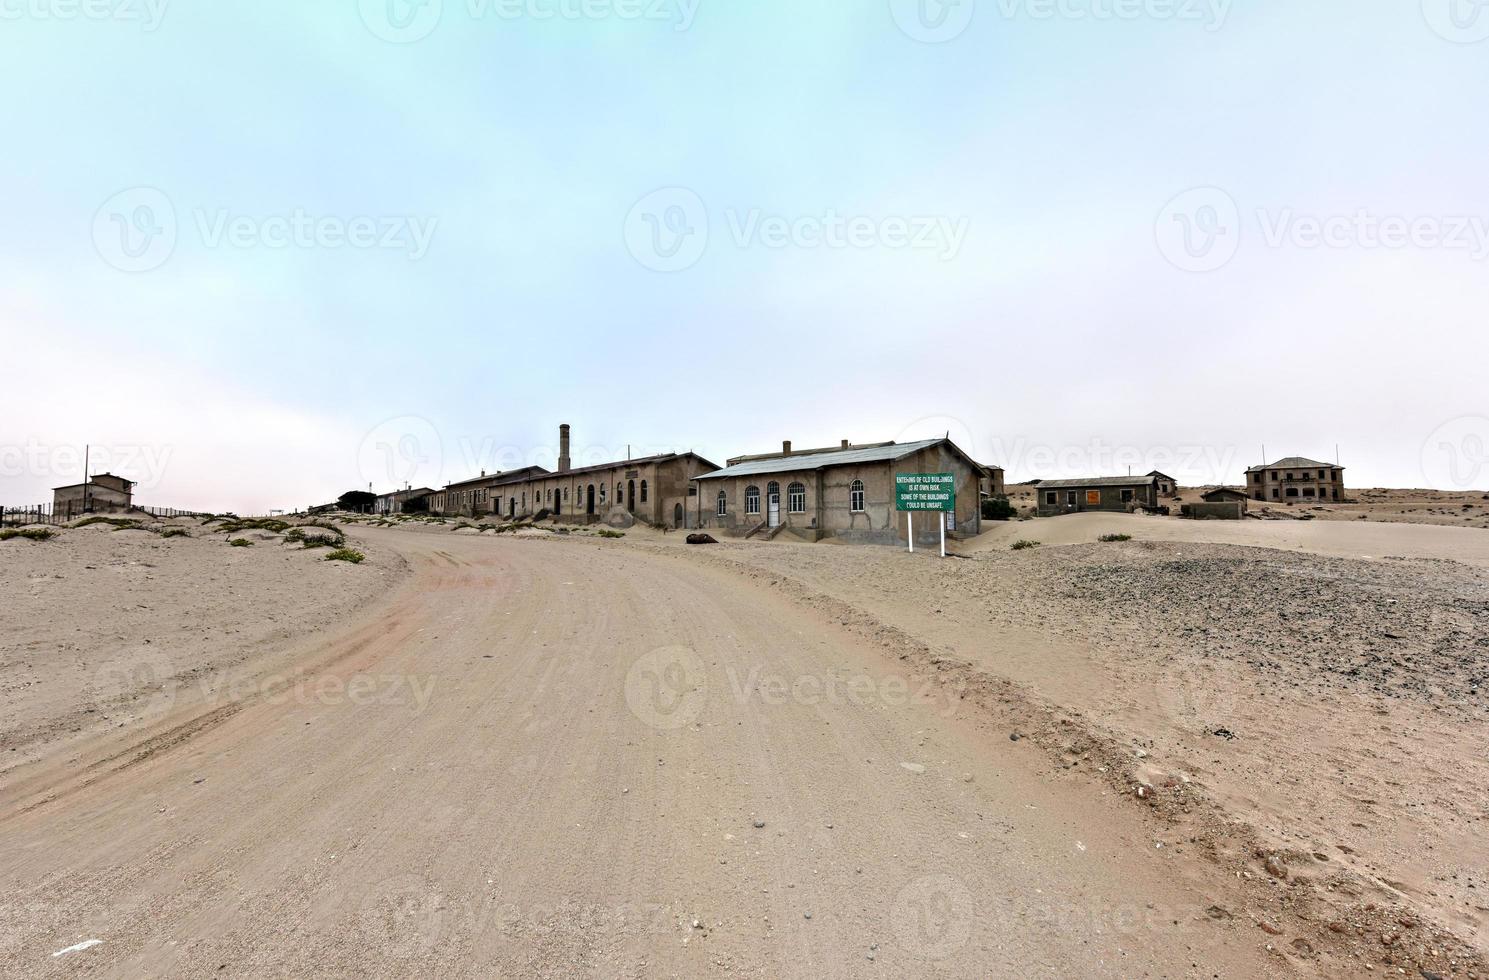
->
[1035,475,1161,516]
[52,473,134,517]
[1245,457,1345,502]
[691,437,984,545]
[425,425,718,528]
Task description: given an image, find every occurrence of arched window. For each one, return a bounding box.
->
[745,485,760,515]
[767,481,780,499]
[640,480,648,502]
[599,484,607,504]
[564,487,570,500]
[850,479,865,512]
[788,482,806,513]
[716,490,727,517]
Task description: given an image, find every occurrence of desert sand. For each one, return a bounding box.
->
[1,509,1484,977]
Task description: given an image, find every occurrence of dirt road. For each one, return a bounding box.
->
[3,527,1281,977]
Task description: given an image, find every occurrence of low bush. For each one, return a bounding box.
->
[597,529,625,539]
[74,516,138,529]
[324,548,365,563]
[229,537,253,547]
[1011,539,1040,550]
[1098,533,1132,543]
[0,527,55,541]
[158,527,191,538]
[981,496,1016,521]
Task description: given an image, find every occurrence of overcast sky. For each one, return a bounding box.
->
[3,0,1487,513]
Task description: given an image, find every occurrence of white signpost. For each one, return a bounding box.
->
[894,472,955,557]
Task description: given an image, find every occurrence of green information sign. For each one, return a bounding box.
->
[895,472,955,512]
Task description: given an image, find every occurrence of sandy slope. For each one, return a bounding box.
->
[0,526,1289,978]
[963,510,1489,567]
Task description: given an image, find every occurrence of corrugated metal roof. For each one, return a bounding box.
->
[693,438,947,481]
[1036,475,1159,489]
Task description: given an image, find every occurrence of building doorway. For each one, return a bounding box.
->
[673,503,683,528]
[627,479,635,512]
[586,484,596,515]
[767,483,781,528]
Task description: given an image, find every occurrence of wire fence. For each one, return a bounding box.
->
[0,503,210,527]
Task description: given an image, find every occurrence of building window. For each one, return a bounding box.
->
[716,490,727,517]
[1044,491,1057,506]
[1086,490,1101,506]
[1066,490,1077,506]
[850,479,865,512]
[564,487,569,500]
[1121,488,1134,502]
[600,485,607,505]
[788,482,806,513]
[640,480,648,502]
[745,485,760,515]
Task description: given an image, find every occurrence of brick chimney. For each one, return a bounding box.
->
[841,439,849,448]
[558,423,571,473]
[782,440,792,455]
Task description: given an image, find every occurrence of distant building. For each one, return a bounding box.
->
[375,487,434,515]
[1184,487,1250,520]
[1201,487,1250,505]
[425,425,719,529]
[1246,457,1345,502]
[1036,475,1161,516]
[979,464,1006,499]
[52,473,134,518]
[1148,471,1179,498]
[692,437,984,545]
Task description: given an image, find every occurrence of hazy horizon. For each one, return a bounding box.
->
[4,0,1488,513]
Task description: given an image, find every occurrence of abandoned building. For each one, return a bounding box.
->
[374,487,434,515]
[1183,487,1250,520]
[979,464,1006,499]
[1036,475,1162,516]
[1149,471,1179,497]
[52,473,134,518]
[691,437,985,545]
[1246,457,1345,502]
[425,425,719,528]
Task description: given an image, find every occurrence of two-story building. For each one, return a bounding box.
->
[1245,457,1345,502]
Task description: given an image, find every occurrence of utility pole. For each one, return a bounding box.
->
[83,444,90,514]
